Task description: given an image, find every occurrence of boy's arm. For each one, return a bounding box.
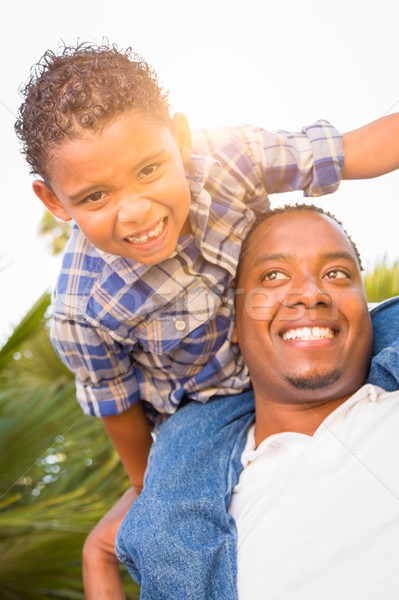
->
[83,401,153,600]
[342,113,399,179]
[102,400,153,486]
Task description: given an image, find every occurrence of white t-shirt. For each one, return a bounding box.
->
[228,384,399,600]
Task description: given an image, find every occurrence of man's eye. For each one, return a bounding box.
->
[138,164,159,179]
[262,271,289,281]
[84,191,106,203]
[324,269,349,280]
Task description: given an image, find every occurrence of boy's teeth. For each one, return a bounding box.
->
[282,327,335,341]
[128,218,165,243]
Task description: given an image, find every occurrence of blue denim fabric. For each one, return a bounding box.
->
[116,297,399,599]
[367,296,399,389]
[116,390,255,599]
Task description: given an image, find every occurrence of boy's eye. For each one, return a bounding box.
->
[261,270,289,281]
[84,191,106,203]
[138,164,159,179]
[324,269,349,280]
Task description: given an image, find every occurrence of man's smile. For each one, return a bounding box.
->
[281,326,336,341]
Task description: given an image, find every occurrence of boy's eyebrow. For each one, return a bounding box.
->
[69,184,102,202]
[132,149,168,173]
[68,149,168,202]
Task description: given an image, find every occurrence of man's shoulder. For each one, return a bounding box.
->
[344,384,399,428]
[373,384,399,405]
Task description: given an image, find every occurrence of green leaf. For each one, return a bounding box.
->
[364,256,399,302]
[0,293,140,599]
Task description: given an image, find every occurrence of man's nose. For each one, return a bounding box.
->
[284,275,331,308]
[117,196,151,223]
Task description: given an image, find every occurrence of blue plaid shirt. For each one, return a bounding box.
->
[51,121,343,420]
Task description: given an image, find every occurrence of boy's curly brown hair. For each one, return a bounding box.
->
[14,42,171,180]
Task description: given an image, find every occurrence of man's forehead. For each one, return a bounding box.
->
[242,211,358,266]
[251,250,358,269]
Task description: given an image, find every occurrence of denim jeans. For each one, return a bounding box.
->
[115,297,399,599]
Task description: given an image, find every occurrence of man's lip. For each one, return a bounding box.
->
[123,217,166,241]
[278,319,340,337]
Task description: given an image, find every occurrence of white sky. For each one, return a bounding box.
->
[1,0,399,343]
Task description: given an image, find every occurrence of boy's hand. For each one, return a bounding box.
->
[82,486,142,600]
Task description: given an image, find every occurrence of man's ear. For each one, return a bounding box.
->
[32,180,72,222]
[172,112,192,163]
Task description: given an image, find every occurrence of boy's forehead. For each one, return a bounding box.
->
[46,111,176,183]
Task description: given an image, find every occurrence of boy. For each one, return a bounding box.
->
[15,42,399,598]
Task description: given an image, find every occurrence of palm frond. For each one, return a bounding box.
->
[0,294,140,599]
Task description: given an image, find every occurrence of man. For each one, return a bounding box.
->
[116,204,399,599]
[228,205,399,598]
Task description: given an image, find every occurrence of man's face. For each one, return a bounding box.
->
[233,211,372,404]
[33,111,192,265]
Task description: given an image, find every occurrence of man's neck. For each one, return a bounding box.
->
[253,393,353,448]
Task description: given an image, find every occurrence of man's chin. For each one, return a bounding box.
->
[285,368,342,391]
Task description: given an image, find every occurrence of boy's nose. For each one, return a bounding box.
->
[117,197,151,223]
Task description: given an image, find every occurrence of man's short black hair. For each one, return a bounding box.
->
[238,203,363,279]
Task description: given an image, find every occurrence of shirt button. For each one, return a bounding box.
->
[175,320,186,331]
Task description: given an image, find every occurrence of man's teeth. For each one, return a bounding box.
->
[128,218,165,243]
[282,327,335,341]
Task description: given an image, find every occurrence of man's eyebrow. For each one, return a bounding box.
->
[321,251,357,262]
[68,149,168,202]
[252,253,293,267]
[252,250,357,267]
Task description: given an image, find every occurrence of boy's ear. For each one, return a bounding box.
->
[172,113,192,163]
[32,180,72,222]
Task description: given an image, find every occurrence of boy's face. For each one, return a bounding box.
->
[33,111,193,265]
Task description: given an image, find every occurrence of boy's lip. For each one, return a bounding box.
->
[123,217,167,243]
[123,216,169,251]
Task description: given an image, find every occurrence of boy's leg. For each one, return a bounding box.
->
[368,296,399,389]
[115,390,255,600]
